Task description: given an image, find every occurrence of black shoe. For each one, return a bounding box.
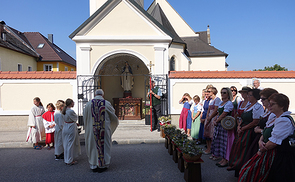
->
[97,167,108,173]
[92,168,99,172]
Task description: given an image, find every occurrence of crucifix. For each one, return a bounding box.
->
[147,61,154,132]
[147,61,154,74]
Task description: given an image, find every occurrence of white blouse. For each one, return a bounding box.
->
[244,102,264,120]
[269,111,295,145]
[209,97,221,107]
[218,100,234,113]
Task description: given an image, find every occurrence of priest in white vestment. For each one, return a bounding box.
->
[83,89,119,172]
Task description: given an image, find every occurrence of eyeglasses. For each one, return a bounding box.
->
[221,92,227,94]
[261,97,268,101]
[269,102,277,107]
[231,90,237,92]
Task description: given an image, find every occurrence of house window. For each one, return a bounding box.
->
[44,64,53,71]
[71,68,74,71]
[65,67,68,71]
[37,43,44,49]
[18,64,22,71]
[28,66,32,71]
[170,57,175,71]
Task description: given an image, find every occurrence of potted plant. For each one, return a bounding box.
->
[158,116,171,137]
[181,140,203,161]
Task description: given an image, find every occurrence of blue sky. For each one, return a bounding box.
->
[1,0,294,71]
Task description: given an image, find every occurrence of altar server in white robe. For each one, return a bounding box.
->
[54,100,65,160]
[62,98,81,165]
[83,89,119,172]
[26,97,45,149]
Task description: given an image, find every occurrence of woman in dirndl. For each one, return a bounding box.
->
[239,93,295,182]
[228,89,264,176]
[243,88,278,164]
[204,87,221,156]
[227,87,251,171]
[211,87,234,167]
[200,89,211,144]
[179,93,193,136]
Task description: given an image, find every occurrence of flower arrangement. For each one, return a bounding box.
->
[158,115,171,125]
[181,139,203,159]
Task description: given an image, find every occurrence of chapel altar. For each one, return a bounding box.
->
[112,61,143,120]
[113,98,142,120]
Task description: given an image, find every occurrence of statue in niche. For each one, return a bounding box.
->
[121,61,134,93]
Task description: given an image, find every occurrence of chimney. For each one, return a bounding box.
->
[207,25,211,45]
[90,0,108,16]
[48,34,53,43]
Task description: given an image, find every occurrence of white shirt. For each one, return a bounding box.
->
[218,100,234,113]
[269,111,294,145]
[244,102,264,119]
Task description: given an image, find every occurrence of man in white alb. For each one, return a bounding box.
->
[83,89,119,173]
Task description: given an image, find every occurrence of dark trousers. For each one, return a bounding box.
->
[152,104,161,130]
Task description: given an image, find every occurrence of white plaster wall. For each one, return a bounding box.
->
[169,44,188,71]
[90,45,154,73]
[156,0,196,37]
[169,78,295,115]
[190,56,226,71]
[0,80,77,115]
[88,1,160,36]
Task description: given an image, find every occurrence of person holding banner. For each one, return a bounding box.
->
[149,81,162,131]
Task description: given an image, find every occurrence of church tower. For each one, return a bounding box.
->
[89,0,108,16]
[90,0,144,16]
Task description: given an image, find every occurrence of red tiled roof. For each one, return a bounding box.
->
[169,71,295,79]
[0,71,76,79]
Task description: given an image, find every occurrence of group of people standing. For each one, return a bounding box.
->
[26,97,81,165]
[179,83,295,181]
[26,89,119,173]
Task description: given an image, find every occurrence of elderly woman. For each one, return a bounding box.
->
[62,98,81,165]
[239,93,295,182]
[228,89,264,175]
[210,87,234,167]
[203,87,221,155]
[244,88,278,162]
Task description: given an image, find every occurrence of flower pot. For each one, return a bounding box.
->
[183,153,202,162]
[160,127,165,138]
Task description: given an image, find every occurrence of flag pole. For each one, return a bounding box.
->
[150,76,152,132]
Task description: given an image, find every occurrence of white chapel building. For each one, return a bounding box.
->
[70,0,228,116]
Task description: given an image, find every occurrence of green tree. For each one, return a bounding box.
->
[253,64,288,71]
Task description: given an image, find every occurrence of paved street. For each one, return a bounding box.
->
[0,117,237,182]
[0,142,237,182]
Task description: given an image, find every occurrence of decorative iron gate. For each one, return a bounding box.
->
[143,74,169,116]
[77,74,168,125]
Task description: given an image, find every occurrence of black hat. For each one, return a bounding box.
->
[238,86,251,93]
